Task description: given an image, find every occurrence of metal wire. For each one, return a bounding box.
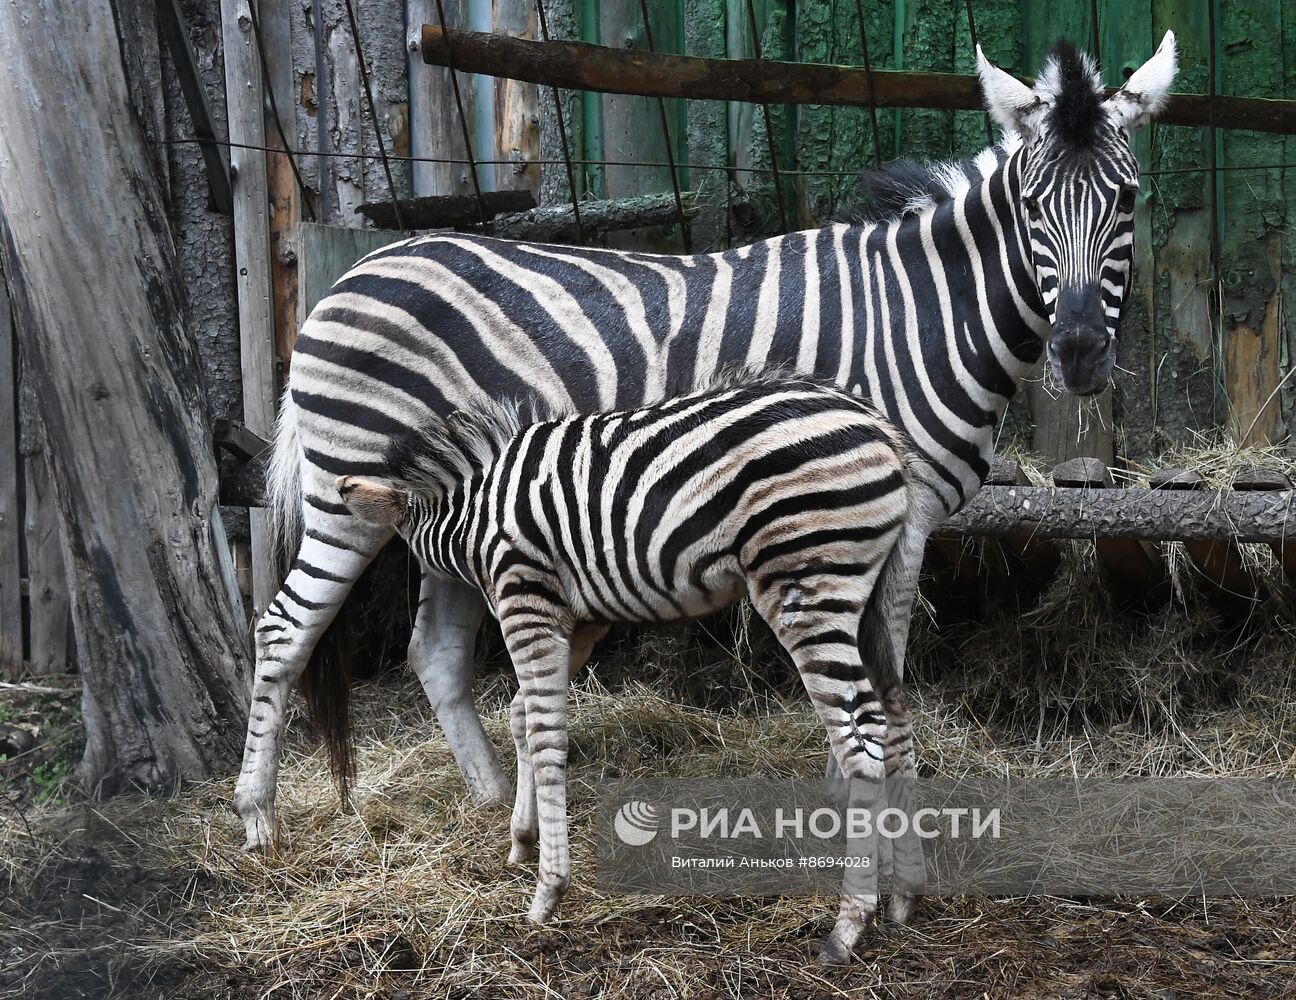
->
[963,0,996,146]
[342,0,405,229]
[851,0,883,168]
[246,0,317,221]
[158,135,1296,180]
[637,0,691,250]
[536,0,582,241]
[430,0,488,223]
[742,0,789,233]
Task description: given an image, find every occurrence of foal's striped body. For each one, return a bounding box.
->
[338,378,921,963]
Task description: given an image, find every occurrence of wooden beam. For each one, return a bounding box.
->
[0,273,21,676]
[419,26,1296,135]
[221,0,278,619]
[358,189,536,230]
[492,0,540,197]
[481,191,700,243]
[933,483,1296,545]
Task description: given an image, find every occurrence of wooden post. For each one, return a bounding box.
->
[494,0,541,197]
[221,0,278,618]
[1052,457,1167,607]
[0,273,21,676]
[408,0,477,198]
[260,0,300,372]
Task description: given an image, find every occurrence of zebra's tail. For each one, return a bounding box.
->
[265,387,304,571]
[267,386,358,805]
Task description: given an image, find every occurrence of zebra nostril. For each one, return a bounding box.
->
[1046,340,1060,366]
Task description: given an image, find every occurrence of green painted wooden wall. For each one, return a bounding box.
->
[565,0,1293,460]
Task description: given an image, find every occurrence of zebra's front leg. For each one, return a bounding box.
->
[409,574,512,808]
[500,616,574,924]
[233,518,387,851]
[508,623,606,866]
[508,687,537,864]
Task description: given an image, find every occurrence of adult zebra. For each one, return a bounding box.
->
[235,36,1178,852]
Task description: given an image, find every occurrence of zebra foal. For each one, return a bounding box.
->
[336,377,920,963]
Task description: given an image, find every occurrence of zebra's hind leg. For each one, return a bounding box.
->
[233,514,390,852]
[751,571,888,965]
[408,575,513,808]
[881,682,923,924]
[508,623,606,866]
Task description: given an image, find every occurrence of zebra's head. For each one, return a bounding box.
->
[977,33,1177,396]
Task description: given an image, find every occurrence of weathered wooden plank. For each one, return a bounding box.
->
[221,0,278,617]
[1218,0,1286,447]
[298,223,414,327]
[0,276,21,676]
[494,0,541,197]
[596,0,685,248]
[408,0,477,197]
[260,0,300,374]
[1023,0,1113,467]
[23,452,70,676]
[419,24,1296,133]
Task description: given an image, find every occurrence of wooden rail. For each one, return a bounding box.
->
[420,26,1296,136]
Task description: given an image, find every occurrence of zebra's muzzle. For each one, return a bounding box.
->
[1047,284,1116,396]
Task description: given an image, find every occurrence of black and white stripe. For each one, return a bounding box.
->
[335,377,921,962]
[232,36,1178,866]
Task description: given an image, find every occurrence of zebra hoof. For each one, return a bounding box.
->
[887,891,918,925]
[468,780,514,812]
[508,838,538,866]
[817,936,853,966]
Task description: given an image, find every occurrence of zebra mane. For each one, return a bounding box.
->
[1035,39,1107,150]
[840,136,1020,223]
[382,397,534,498]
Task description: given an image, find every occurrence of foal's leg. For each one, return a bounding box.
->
[508,623,607,865]
[751,569,887,965]
[408,575,512,807]
[233,512,391,851]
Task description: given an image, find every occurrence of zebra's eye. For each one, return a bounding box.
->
[1117,185,1138,213]
[1022,195,1041,218]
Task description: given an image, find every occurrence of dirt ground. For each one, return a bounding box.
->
[4,519,1296,999]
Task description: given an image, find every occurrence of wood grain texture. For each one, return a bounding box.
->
[408,0,477,197]
[493,0,541,196]
[221,0,278,616]
[23,452,70,676]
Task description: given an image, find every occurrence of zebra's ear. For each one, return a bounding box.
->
[1104,30,1177,131]
[976,46,1045,140]
[336,476,409,527]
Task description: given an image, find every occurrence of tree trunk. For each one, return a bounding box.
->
[0,0,251,793]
